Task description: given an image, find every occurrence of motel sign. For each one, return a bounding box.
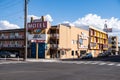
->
[27,21,47,30]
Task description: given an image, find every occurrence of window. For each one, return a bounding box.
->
[58,50,60,54]
[10,33,15,36]
[15,33,19,37]
[1,33,4,36]
[75,51,79,55]
[71,51,74,56]
[62,51,64,55]
[72,40,74,44]
[79,38,83,45]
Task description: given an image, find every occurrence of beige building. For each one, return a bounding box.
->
[28,17,109,59]
[47,24,89,59]
[89,26,108,57]
[0,16,109,59]
[28,17,89,59]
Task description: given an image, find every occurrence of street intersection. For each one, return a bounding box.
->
[0,56,120,80]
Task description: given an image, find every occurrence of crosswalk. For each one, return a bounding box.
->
[56,61,120,67]
[0,60,120,67]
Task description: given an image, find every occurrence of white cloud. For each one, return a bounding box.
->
[28,15,40,19]
[61,14,120,42]
[28,14,53,22]
[0,20,20,30]
[73,14,105,29]
[61,14,120,31]
[61,21,74,26]
[45,14,53,22]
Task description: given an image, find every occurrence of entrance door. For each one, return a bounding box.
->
[31,42,36,58]
[38,43,45,58]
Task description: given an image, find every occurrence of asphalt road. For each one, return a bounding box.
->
[62,55,120,62]
[0,61,120,80]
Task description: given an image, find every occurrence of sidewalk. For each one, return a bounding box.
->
[26,58,60,62]
[0,58,23,61]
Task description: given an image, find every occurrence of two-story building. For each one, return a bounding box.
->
[0,29,27,57]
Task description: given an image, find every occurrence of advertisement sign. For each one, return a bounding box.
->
[27,21,47,30]
[28,34,46,41]
[79,32,88,40]
[103,28,112,32]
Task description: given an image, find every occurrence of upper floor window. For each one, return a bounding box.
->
[79,38,83,45]
[10,33,15,36]
[0,33,4,37]
[15,33,19,37]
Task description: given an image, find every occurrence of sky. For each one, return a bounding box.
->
[0,0,120,41]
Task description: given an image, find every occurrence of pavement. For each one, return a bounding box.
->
[0,55,120,64]
[0,55,120,80]
[0,60,120,80]
[61,55,120,62]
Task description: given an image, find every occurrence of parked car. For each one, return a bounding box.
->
[81,53,93,59]
[0,51,16,58]
[98,52,111,58]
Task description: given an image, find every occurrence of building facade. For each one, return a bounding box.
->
[47,25,89,59]
[0,29,31,57]
[27,17,89,59]
[108,36,118,55]
[0,17,109,59]
[89,26,108,57]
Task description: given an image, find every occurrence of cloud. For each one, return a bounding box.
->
[0,20,20,30]
[61,14,120,31]
[61,21,74,26]
[73,14,105,29]
[45,14,53,22]
[28,14,53,22]
[61,14,120,42]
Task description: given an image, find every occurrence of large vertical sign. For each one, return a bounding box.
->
[27,21,47,42]
[27,20,48,59]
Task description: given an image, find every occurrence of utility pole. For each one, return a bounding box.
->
[24,0,28,61]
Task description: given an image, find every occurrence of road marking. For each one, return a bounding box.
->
[116,64,120,66]
[83,61,92,64]
[98,62,107,65]
[107,63,115,66]
[76,61,85,64]
[1,60,120,67]
[90,62,100,64]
